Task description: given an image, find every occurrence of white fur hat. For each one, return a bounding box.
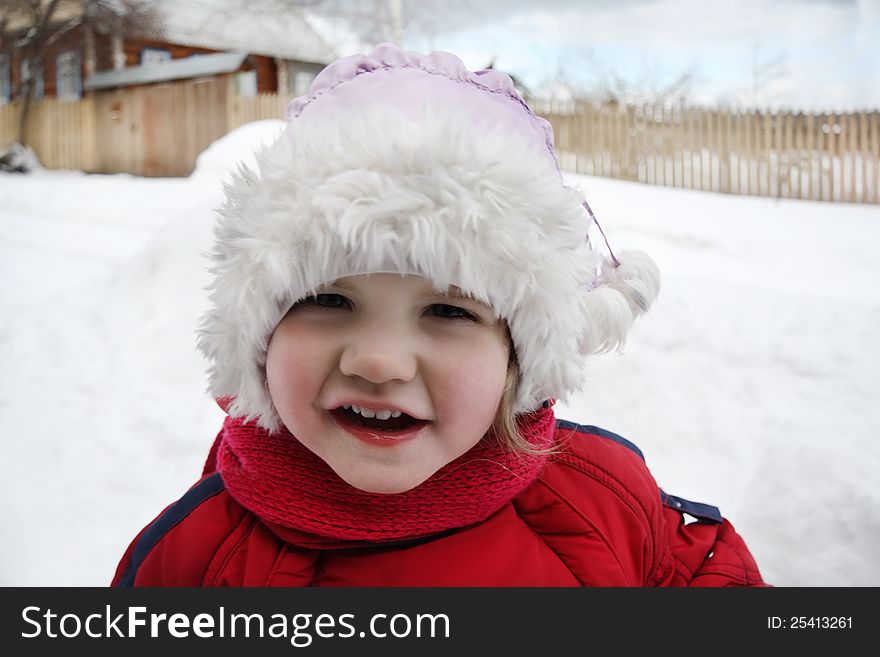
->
[197,43,660,432]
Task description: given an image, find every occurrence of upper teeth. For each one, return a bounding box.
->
[344,404,402,420]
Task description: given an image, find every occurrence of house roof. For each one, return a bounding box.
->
[84,51,247,91]
[146,0,336,65]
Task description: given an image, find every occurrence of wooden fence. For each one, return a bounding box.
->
[228,92,289,132]
[0,76,254,177]
[1,84,878,204]
[91,77,229,176]
[0,97,98,171]
[535,100,880,204]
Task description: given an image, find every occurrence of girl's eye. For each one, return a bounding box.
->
[428,304,477,321]
[306,293,350,309]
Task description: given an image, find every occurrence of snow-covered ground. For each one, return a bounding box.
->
[1,120,878,586]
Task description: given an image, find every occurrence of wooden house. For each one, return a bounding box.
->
[0,0,335,103]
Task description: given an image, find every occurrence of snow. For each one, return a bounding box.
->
[0,142,42,173]
[1,119,878,587]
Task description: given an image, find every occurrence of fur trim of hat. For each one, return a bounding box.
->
[197,44,660,432]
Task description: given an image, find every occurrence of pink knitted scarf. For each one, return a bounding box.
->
[209,405,556,544]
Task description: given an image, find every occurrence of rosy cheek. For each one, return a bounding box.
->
[432,341,508,421]
[267,324,323,410]
[266,344,294,409]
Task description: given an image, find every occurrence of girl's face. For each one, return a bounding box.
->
[266,274,510,494]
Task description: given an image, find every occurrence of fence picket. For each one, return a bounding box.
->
[874,112,880,204]
[848,112,857,203]
[859,111,868,203]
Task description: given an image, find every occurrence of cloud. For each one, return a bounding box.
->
[463,0,874,109]
[502,0,856,51]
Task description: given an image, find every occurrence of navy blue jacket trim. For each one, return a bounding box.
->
[555,419,646,462]
[117,473,226,587]
[660,491,723,524]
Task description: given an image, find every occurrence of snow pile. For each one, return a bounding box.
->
[0,142,42,173]
[190,119,285,184]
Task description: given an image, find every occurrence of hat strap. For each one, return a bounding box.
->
[581,200,620,268]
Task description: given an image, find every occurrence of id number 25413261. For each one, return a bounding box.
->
[768,617,852,629]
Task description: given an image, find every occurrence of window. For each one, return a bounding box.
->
[141,48,171,66]
[292,70,315,97]
[21,58,44,99]
[56,50,81,100]
[0,54,10,103]
[234,70,257,97]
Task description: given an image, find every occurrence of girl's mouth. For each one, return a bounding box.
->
[329,407,429,444]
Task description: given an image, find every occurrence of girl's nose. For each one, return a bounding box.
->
[338,328,418,384]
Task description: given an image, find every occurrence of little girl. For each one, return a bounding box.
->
[113,43,766,587]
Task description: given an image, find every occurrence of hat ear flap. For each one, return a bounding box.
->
[581,250,660,354]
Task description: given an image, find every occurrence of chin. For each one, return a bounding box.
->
[339,470,432,495]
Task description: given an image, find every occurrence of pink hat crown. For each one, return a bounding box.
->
[286,42,560,173]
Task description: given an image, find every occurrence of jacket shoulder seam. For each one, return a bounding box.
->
[116,473,227,587]
[555,420,645,461]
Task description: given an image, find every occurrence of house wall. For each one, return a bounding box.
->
[286,60,325,96]
[1,23,87,101]
[3,23,317,102]
[0,49,15,102]
[116,37,215,69]
[252,55,278,94]
[2,26,252,101]
[41,26,85,98]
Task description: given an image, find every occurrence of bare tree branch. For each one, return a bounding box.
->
[551,49,697,107]
[750,43,787,107]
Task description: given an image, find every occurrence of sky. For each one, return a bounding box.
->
[2,121,879,586]
[305,0,880,111]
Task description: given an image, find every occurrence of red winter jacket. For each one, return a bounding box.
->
[112,421,766,587]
